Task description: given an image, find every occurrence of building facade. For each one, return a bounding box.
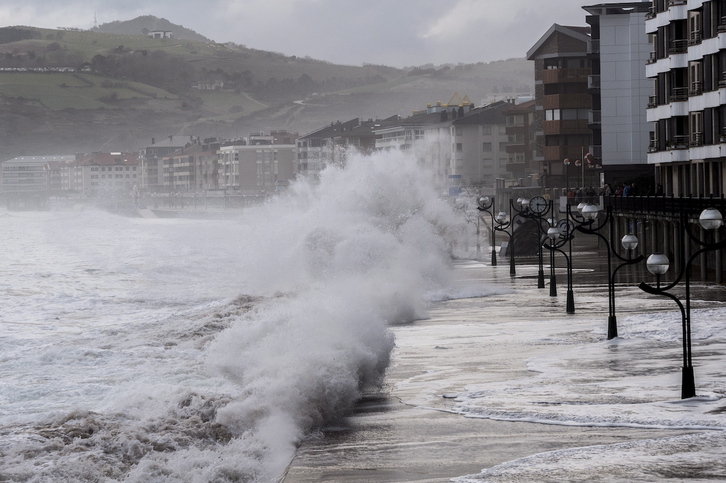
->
[528,24,594,190]
[646,0,726,196]
[586,2,653,189]
[451,100,513,190]
[218,138,296,193]
[502,99,538,186]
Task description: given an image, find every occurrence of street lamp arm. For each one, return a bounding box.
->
[637,281,687,322]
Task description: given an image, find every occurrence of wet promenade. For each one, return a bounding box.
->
[282,256,726,482]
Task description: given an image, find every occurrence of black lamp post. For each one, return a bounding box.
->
[511,197,549,289]
[563,158,570,195]
[542,214,575,312]
[477,196,497,266]
[494,209,516,277]
[568,203,645,339]
[639,207,726,399]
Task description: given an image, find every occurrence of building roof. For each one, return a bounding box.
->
[77,152,140,166]
[452,101,509,126]
[526,24,591,60]
[582,2,651,16]
[502,99,537,114]
[2,155,75,165]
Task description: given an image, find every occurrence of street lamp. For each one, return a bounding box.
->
[638,207,726,399]
[563,158,570,196]
[477,196,497,266]
[494,210,516,277]
[512,196,550,289]
[568,203,645,339]
[542,212,576,312]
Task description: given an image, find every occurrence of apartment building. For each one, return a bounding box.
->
[73,152,140,194]
[162,140,221,191]
[502,99,538,185]
[296,119,380,177]
[646,0,726,196]
[527,24,594,189]
[218,137,295,193]
[138,136,192,190]
[1,155,74,197]
[450,100,513,189]
[586,2,653,188]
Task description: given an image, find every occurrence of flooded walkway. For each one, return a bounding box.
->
[283,259,726,482]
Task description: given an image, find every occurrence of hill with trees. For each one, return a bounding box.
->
[0,17,533,159]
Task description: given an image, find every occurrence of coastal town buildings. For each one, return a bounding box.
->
[646,0,726,196]
[296,119,381,177]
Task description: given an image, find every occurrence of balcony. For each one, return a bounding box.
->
[588,110,601,127]
[689,81,703,97]
[667,135,689,150]
[588,75,601,90]
[541,68,590,84]
[690,132,703,147]
[648,95,658,108]
[719,71,726,88]
[542,94,592,110]
[719,17,726,33]
[647,51,658,64]
[543,119,590,136]
[669,39,688,55]
[543,146,588,162]
[669,87,688,102]
[589,39,600,55]
[688,30,702,46]
[646,6,656,19]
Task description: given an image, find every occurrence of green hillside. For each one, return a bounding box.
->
[0,20,533,159]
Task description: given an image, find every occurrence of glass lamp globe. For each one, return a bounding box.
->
[577,202,587,213]
[621,233,639,251]
[581,204,599,221]
[495,212,507,224]
[646,253,670,275]
[699,208,723,231]
[547,226,561,240]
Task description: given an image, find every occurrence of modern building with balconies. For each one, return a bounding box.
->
[646,0,726,196]
[527,24,594,190]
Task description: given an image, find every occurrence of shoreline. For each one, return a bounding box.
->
[282,260,719,482]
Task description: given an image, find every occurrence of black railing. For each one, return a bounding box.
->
[604,195,726,219]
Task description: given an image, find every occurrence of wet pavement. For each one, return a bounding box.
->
[282,256,726,483]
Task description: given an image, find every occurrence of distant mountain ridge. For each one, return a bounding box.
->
[94,15,211,43]
[0,17,534,160]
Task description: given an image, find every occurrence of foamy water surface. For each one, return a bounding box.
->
[0,150,466,482]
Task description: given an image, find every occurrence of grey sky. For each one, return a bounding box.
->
[0,0,645,67]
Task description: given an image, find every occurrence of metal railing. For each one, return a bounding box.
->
[604,195,726,219]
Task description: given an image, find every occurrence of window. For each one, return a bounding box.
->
[456,143,463,152]
[482,142,492,152]
[545,109,560,121]
[482,125,492,135]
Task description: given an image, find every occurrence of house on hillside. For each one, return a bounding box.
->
[148,31,173,39]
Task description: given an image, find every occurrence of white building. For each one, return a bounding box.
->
[585,2,653,186]
[645,0,726,196]
[1,155,74,195]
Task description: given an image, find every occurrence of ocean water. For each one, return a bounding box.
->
[0,150,468,482]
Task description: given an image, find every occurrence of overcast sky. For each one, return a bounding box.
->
[0,0,647,67]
